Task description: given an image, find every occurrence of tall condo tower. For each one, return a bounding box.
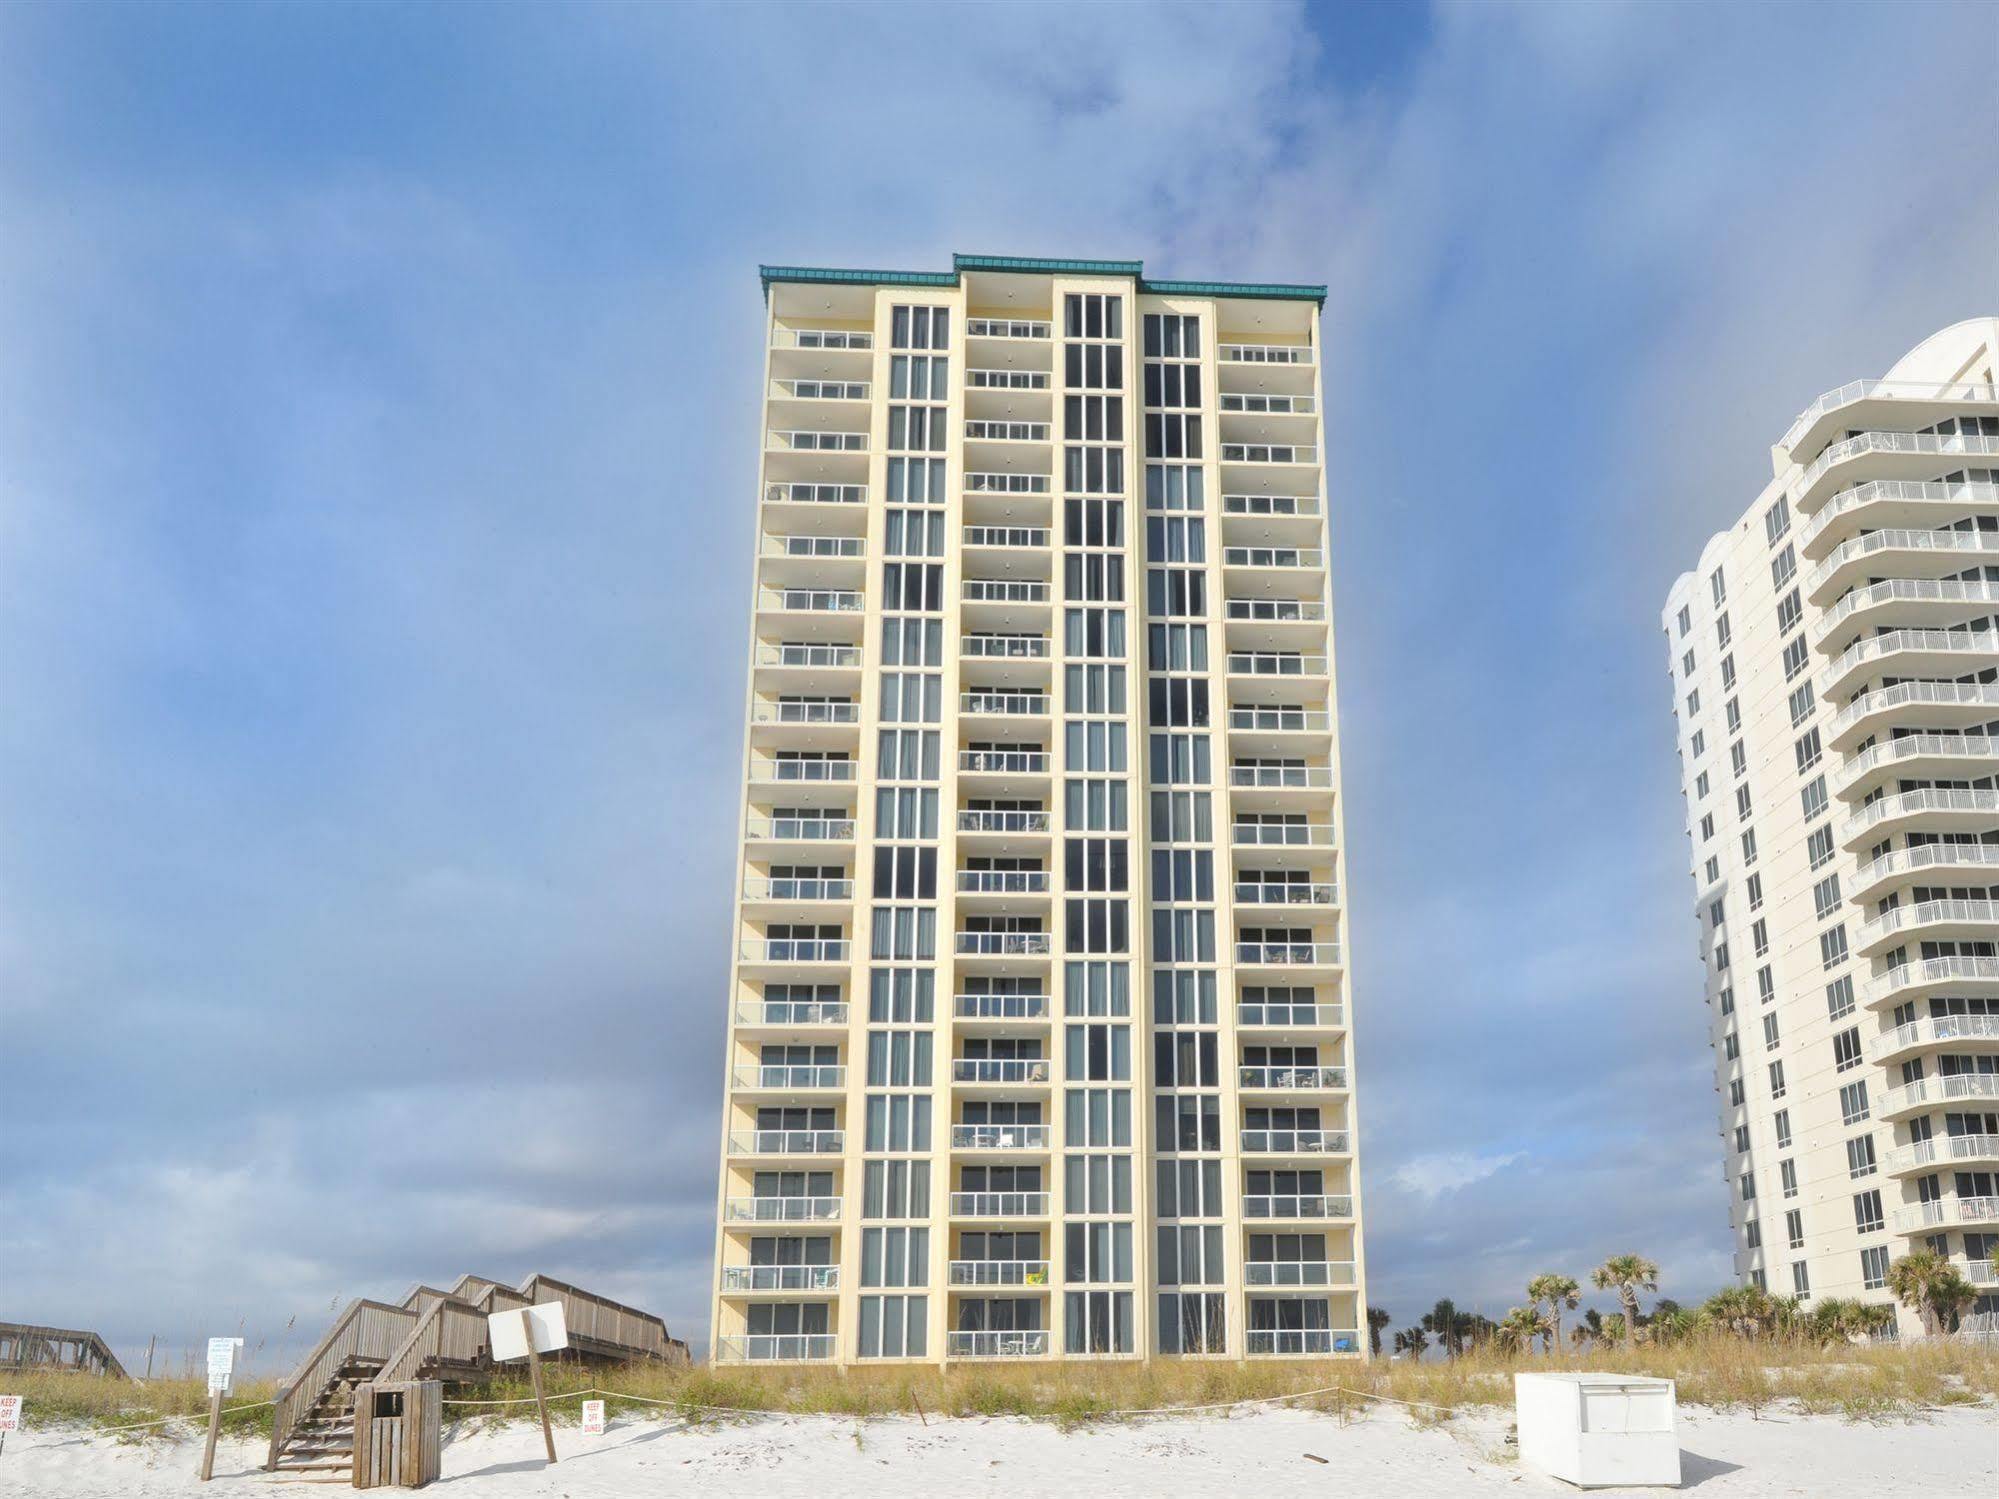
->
[711,254,1368,1364]
[1662,319,1999,1335]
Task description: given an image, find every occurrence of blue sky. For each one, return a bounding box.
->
[3,0,1995,1368]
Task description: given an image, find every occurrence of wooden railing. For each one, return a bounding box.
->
[520,1274,674,1359]
[267,1300,414,1470]
[375,1297,491,1386]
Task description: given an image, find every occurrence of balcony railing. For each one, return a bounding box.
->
[774,328,873,352]
[1220,343,1313,364]
[756,643,863,670]
[723,1196,842,1222]
[1246,1328,1357,1355]
[1224,546,1323,569]
[744,817,855,843]
[1234,880,1338,906]
[715,1334,836,1361]
[1238,1001,1343,1028]
[1865,954,1999,1006]
[1824,627,1998,689]
[774,379,869,401]
[967,317,1052,339]
[1886,1134,1999,1173]
[951,1057,1052,1083]
[1227,652,1328,676]
[1836,733,1999,795]
[954,991,1051,1018]
[1796,428,1999,498]
[1782,378,1999,450]
[1229,767,1333,792]
[737,939,850,965]
[1242,1194,1354,1219]
[963,525,1051,549]
[951,1123,1053,1149]
[950,1191,1051,1217]
[735,999,848,1027]
[1892,1196,1999,1232]
[1857,898,1999,951]
[752,701,859,725]
[1239,1065,1347,1090]
[1845,789,1999,841]
[1221,443,1317,464]
[757,587,864,613]
[727,1130,845,1156]
[768,429,867,452]
[965,420,1050,442]
[964,579,1052,603]
[948,1260,1051,1286]
[1869,1014,1999,1061]
[965,472,1052,494]
[1806,526,1999,595]
[1970,1259,1999,1285]
[955,932,1052,958]
[960,750,1050,774]
[956,870,1051,896]
[1232,823,1335,846]
[958,810,1052,834]
[764,481,864,505]
[947,1330,1051,1358]
[720,1265,840,1292]
[1831,681,1999,741]
[1223,493,1322,517]
[1883,1073,1999,1114]
[961,692,1051,716]
[762,534,865,559]
[1220,393,1316,414]
[1229,708,1331,733]
[1245,1260,1356,1286]
[1814,576,1999,641]
[962,634,1050,660]
[732,1064,845,1090]
[1236,942,1342,966]
[1241,1128,1349,1153]
[742,877,853,903]
[1799,479,1999,552]
[966,368,1050,390]
[754,757,857,785]
[1225,598,1328,623]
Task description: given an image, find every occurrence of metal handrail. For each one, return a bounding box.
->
[961,634,1050,659]
[752,701,860,724]
[1799,479,1999,551]
[761,534,865,559]
[1870,1016,1999,1061]
[1865,954,1999,1006]
[1797,430,1999,502]
[1227,653,1328,676]
[1830,681,1999,741]
[1783,379,1999,451]
[1823,627,1998,690]
[947,1330,1052,1357]
[1813,576,1999,642]
[773,379,870,401]
[1850,840,1999,890]
[966,368,1050,389]
[1228,709,1331,732]
[1886,1135,1999,1172]
[757,587,864,612]
[961,692,1051,715]
[1834,733,1999,794]
[1842,788,1999,840]
[966,318,1052,339]
[964,579,1052,602]
[965,420,1050,441]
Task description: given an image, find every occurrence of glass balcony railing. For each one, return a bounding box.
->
[1220,393,1315,414]
[764,481,864,505]
[966,318,1052,340]
[1240,1128,1349,1153]
[1246,1328,1357,1355]
[1220,343,1313,364]
[1233,880,1338,906]
[965,420,1050,442]
[961,634,1050,659]
[1223,493,1321,517]
[1242,1194,1354,1219]
[774,328,873,352]
[752,701,859,725]
[958,810,1052,834]
[948,1260,1051,1286]
[719,1265,840,1292]
[965,472,1052,494]
[1227,652,1328,676]
[1231,823,1335,846]
[1229,708,1331,733]
[735,999,848,1026]
[966,368,1051,390]
[715,1333,836,1361]
[755,644,863,670]
[726,1130,844,1156]
[757,587,863,613]
[947,1330,1051,1358]
[963,526,1051,549]
[1225,598,1328,623]
[951,1057,1052,1084]
[959,750,1050,774]
[1224,546,1323,569]
[761,534,865,559]
[1236,941,1342,967]
[768,429,867,453]
[737,939,849,965]
[743,817,855,843]
[731,1064,845,1090]
[1221,443,1318,464]
[1237,1001,1343,1028]
[954,933,1052,958]
[956,870,1051,896]
[951,1123,1052,1149]
[953,991,1050,1019]
[950,1191,1051,1217]
[1244,1261,1356,1286]
[1239,1065,1347,1090]
[774,379,869,401]
[741,877,852,903]
[964,579,1052,603]
[961,692,1050,716]
[723,1196,842,1222]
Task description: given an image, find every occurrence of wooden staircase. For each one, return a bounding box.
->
[270,1359,378,1477]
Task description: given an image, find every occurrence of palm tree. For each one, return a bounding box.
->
[1393,1325,1430,1360]
[1495,1305,1548,1354]
[1526,1273,1581,1354]
[1887,1251,1978,1335]
[1569,1307,1604,1350]
[1421,1298,1463,1358]
[1367,1305,1393,1357]
[1592,1254,1660,1339]
[1701,1283,1776,1339]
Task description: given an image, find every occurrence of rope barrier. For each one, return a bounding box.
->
[7,1399,277,1451]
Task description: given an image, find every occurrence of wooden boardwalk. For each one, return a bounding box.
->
[0,1322,129,1379]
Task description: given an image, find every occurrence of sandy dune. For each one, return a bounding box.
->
[7,1403,1994,1497]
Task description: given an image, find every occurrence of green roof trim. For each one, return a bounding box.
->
[760,256,1325,306]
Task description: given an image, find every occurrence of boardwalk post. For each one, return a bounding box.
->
[199,1388,223,1481]
[523,1311,557,1465]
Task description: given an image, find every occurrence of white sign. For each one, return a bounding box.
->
[581,1399,605,1435]
[0,1395,22,1432]
[206,1338,244,1395]
[487,1303,569,1362]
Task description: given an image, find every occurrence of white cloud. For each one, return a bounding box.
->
[1388,1151,1524,1202]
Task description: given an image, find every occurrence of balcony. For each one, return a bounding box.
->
[1970,1259,1999,1286]
[958,810,1052,835]
[1244,1261,1356,1287]
[1232,823,1335,847]
[1848,842,1999,902]
[1799,479,1999,558]
[967,368,1051,391]
[714,1334,836,1362]
[1233,879,1338,907]
[1220,393,1315,415]
[1235,941,1343,970]
[964,471,1052,494]
[757,585,863,615]
[1241,1128,1349,1154]
[1869,1013,1999,1063]
[1245,1329,1359,1356]
[954,990,1050,1019]
[951,1123,1052,1150]
[1224,597,1327,627]
[734,999,848,1028]
[1891,1196,1999,1233]
[764,481,865,506]
[736,938,850,968]
[1840,788,1999,847]
[1792,430,1999,516]
[1885,1134,1999,1174]
[1832,732,1999,800]
[948,1260,1051,1286]
[1221,442,1318,466]
[1880,1072,1999,1120]
[1224,493,1322,519]
[719,1265,840,1293]
[961,691,1051,719]
[1863,955,1999,1009]
[767,429,866,454]
[946,1330,1050,1358]
[1782,377,1999,456]
[1821,628,1999,700]
[1227,652,1329,678]
[1228,707,1332,739]
[951,1057,1051,1084]
[961,633,1051,662]
[731,1063,845,1092]
[1223,546,1323,571]
[742,876,852,905]
[955,870,1051,898]
[1855,897,1999,956]
[1812,577,1999,648]
[727,1130,845,1156]
[965,419,1051,444]
[950,1191,1051,1218]
[1242,1194,1354,1219]
[1220,343,1313,365]
[966,317,1052,340]
[1239,1065,1347,1091]
[1829,681,1999,750]
[772,327,873,353]
[723,1196,842,1223]
[964,579,1052,605]
[744,815,855,847]
[772,378,869,403]
[957,749,1051,789]
[754,643,864,675]
[1805,527,1999,604]
[1237,1001,1343,1029]
[963,525,1051,553]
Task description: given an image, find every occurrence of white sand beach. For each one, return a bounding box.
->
[8,1404,1994,1498]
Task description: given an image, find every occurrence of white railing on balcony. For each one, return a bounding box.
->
[1797,430,1999,500]
[965,420,1050,442]
[1842,787,1999,841]
[1824,627,1998,690]
[1883,1073,1999,1114]
[753,755,857,784]
[1886,1134,1999,1173]
[1229,708,1331,733]
[1223,493,1322,518]
[1220,393,1316,414]
[961,692,1051,716]
[1236,942,1342,967]
[1836,733,1999,795]
[1832,680,1999,741]
[1784,380,1999,451]
[962,633,1050,660]
[774,328,873,352]
[1222,442,1317,464]
[752,701,859,725]
[732,1063,845,1090]
[1800,479,1999,552]
[965,471,1052,494]
[1229,766,1333,792]
[960,750,1050,774]
[761,533,865,560]
[950,1191,1051,1217]
[727,1130,845,1156]
[1858,898,1999,949]
[952,1122,1052,1149]
[737,939,849,965]
[756,643,863,671]
[774,379,869,401]
[959,810,1052,834]
[1851,843,1999,892]
[964,579,1052,604]
[1220,343,1313,364]
[736,999,848,1026]
[952,1057,1052,1083]
[720,1264,840,1292]
[1807,526,1999,596]
[947,1329,1051,1357]
[758,587,864,613]
[967,317,1052,339]
[768,429,867,453]
[1239,1065,1347,1090]
[963,525,1051,549]
[956,870,1051,896]
[967,367,1050,390]
[1245,1261,1355,1287]
[1869,1014,1999,1061]
[1246,1328,1357,1355]
[954,932,1053,957]
[1242,1194,1354,1219]
[1232,823,1335,846]
[1865,954,1999,1006]
[1238,1002,1343,1029]
[1234,880,1338,906]
[954,991,1051,1018]
[1970,1259,1999,1285]
[723,1195,842,1222]
[1226,598,1328,623]
[1228,652,1328,676]
[765,481,865,505]
[1892,1196,1999,1232]
[1241,1128,1349,1153]
[1814,576,1999,642]
[948,1260,1051,1286]
[742,877,853,903]
[744,816,856,842]
[1224,546,1323,569]
[715,1333,837,1361]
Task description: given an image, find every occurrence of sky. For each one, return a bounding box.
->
[2,0,1996,1371]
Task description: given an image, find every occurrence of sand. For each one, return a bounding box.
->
[5,1403,1993,1497]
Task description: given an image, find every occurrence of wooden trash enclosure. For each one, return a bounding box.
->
[350,1380,441,1489]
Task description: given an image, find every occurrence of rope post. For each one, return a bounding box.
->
[523,1310,557,1465]
[198,1389,223,1482]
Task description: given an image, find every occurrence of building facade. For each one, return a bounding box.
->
[710,254,1368,1363]
[1662,319,1999,1334]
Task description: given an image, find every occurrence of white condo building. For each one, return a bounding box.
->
[1663,319,1999,1334]
[710,254,1369,1363]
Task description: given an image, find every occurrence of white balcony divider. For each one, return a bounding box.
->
[719,1264,840,1292]
[727,1129,845,1155]
[966,318,1052,339]
[1240,1128,1349,1153]
[741,877,853,903]
[956,870,1051,895]
[960,749,1050,774]
[1220,343,1313,364]
[1242,1194,1354,1218]
[1239,1065,1348,1090]
[768,429,867,452]
[947,1260,1051,1286]
[958,810,1052,833]
[764,481,865,505]
[1782,378,1999,450]
[950,1191,1052,1217]
[947,1329,1051,1357]
[1224,546,1324,569]
[951,1057,1052,1083]
[951,1122,1052,1148]
[736,999,848,1026]
[1233,880,1338,905]
[965,420,1050,442]
[723,1195,842,1222]
[715,1333,836,1361]
[1244,1261,1356,1286]
[774,328,873,352]
[732,1063,845,1089]
[964,472,1052,494]
[966,368,1051,389]
[1223,493,1322,517]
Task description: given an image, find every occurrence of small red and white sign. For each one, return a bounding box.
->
[0,1395,23,1432]
[580,1399,605,1435]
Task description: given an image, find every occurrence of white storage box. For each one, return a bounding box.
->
[1515,1373,1680,1489]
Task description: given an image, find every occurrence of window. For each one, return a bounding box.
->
[856,1294,928,1357]
[1782,635,1810,680]
[1756,966,1775,1003]
[1775,588,1802,635]
[1770,544,1796,588]
[1751,919,1769,958]
[1719,986,1735,1016]
[1853,1190,1884,1235]
[1715,613,1732,649]
[1795,728,1822,773]
[1721,654,1736,689]
[1745,1219,1761,1249]
[1065,1289,1135,1354]
[1706,855,1721,883]
[1734,1124,1750,1153]
[1710,568,1727,605]
[1700,814,1715,842]
[1741,828,1758,864]
[1788,682,1815,727]
[1735,785,1753,819]
[1807,825,1835,870]
[1791,1260,1810,1297]
[1682,649,1697,677]
[1708,898,1725,927]
[1677,605,1692,637]
[890,304,950,350]
[1860,1245,1889,1289]
[1846,1135,1877,1178]
[1751,1269,1767,1291]
[1691,729,1707,758]
[1725,697,1741,732]
[1812,873,1841,919]
[1819,924,1847,969]
[1746,873,1763,910]
[1801,776,1828,821]
[1832,1026,1862,1072]
[1826,976,1855,1020]
[1723,1031,1740,1060]
[1774,1109,1791,1148]
[1785,1209,1804,1249]
[1779,1158,1797,1199]
[1731,741,1748,777]
[1838,1079,1869,1124]
[1765,497,1790,544]
[1696,771,1711,799]
[1729,1078,1746,1106]
[1739,1171,1756,1201]
[1762,1013,1781,1051]
[1769,1060,1786,1099]
[1687,689,1702,717]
